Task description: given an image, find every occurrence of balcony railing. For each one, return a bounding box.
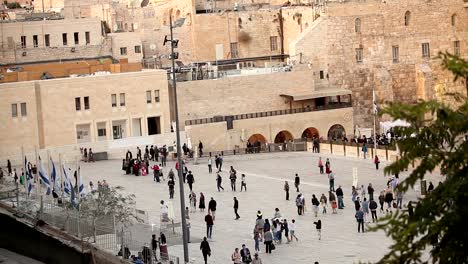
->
[185,102,352,126]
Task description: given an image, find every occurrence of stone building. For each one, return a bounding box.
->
[290,0,468,127]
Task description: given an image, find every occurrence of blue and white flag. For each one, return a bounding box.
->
[373,90,379,115]
[63,165,72,195]
[24,156,33,195]
[50,157,57,191]
[38,156,51,195]
[78,166,86,198]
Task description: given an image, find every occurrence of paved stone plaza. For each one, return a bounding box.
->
[81,151,442,263]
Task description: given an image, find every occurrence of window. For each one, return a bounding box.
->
[404,11,411,26]
[451,14,457,26]
[11,104,18,117]
[270,36,278,51]
[20,36,26,48]
[146,90,152,103]
[454,41,460,56]
[120,47,127,55]
[230,42,238,58]
[135,45,141,53]
[84,96,90,110]
[62,33,68,46]
[20,103,27,116]
[75,97,81,111]
[85,32,90,44]
[98,128,106,137]
[33,35,38,48]
[45,34,50,47]
[355,47,363,63]
[119,93,126,106]
[392,45,399,63]
[319,70,324,79]
[74,32,79,45]
[355,18,361,33]
[422,43,430,58]
[154,90,160,102]
[111,94,117,107]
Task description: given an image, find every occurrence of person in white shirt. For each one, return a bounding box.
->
[240,174,247,192]
[289,219,298,242]
[208,157,212,173]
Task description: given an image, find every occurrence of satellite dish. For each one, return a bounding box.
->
[150,44,156,50]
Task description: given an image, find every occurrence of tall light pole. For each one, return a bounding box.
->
[164,15,189,263]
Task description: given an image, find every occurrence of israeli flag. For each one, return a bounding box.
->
[78,166,86,197]
[50,157,57,191]
[38,157,51,195]
[63,165,72,195]
[24,156,33,195]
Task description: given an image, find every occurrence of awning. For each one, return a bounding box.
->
[280,88,352,101]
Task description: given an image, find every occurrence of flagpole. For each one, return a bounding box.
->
[47,150,51,202]
[21,146,27,195]
[373,89,377,154]
[35,146,41,197]
[59,153,64,201]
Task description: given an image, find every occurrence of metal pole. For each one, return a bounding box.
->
[170,15,189,263]
[373,89,377,154]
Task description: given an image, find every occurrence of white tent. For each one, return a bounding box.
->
[380,119,410,135]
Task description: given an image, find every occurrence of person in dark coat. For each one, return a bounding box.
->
[240,244,251,263]
[187,171,195,191]
[294,173,300,192]
[200,237,211,264]
[199,192,206,212]
[7,159,12,175]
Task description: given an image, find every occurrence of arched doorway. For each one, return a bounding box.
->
[327,124,346,140]
[248,134,267,144]
[301,127,320,139]
[274,130,294,143]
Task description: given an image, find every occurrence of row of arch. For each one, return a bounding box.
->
[247,124,346,144]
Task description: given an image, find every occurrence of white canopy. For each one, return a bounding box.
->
[380,119,410,134]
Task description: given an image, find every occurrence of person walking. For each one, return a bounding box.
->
[252,253,263,264]
[253,230,260,253]
[214,155,219,171]
[289,219,298,242]
[231,248,241,264]
[396,190,403,209]
[240,174,247,192]
[168,178,175,199]
[284,181,290,200]
[369,198,378,222]
[329,191,337,214]
[312,194,320,217]
[282,219,290,243]
[374,155,380,170]
[199,141,204,157]
[355,209,365,233]
[325,158,331,174]
[378,191,385,213]
[199,192,206,212]
[208,197,217,220]
[189,192,197,212]
[217,156,224,172]
[229,166,237,191]
[186,171,195,191]
[362,143,368,159]
[216,173,224,192]
[362,198,369,222]
[240,244,252,263]
[200,237,211,264]
[385,189,394,213]
[313,219,322,240]
[204,213,214,239]
[233,197,240,220]
[151,234,159,262]
[318,157,324,174]
[320,193,328,214]
[208,157,213,173]
[368,183,375,201]
[336,185,344,209]
[294,174,300,192]
[264,229,273,254]
[328,171,335,192]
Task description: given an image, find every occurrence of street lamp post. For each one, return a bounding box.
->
[165,15,189,263]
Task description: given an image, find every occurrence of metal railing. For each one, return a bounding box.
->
[204,141,308,157]
[185,102,352,126]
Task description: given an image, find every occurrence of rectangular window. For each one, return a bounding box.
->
[154,90,160,103]
[355,48,363,63]
[135,45,141,53]
[270,36,278,51]
[97,128,106,137]
[62,33,68,46]
[392,45,399,63]
[120,47,127,55]
[11,104,18,117]
[85,32,90,44]
[45,34,50,47]
[20,103,27,116]
[146,90,152,103]
[422,43,430,58]
[111,94,117,107]
[119,93,126,106]
[230,42,238,58]
[75,97,81,111]
[21,36,26,48]
[84,96,89,110]
[319,70,324,79]
[454,41,460,56]
[74,32,79,45]
[33,35,38,48]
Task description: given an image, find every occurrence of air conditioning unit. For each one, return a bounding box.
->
[22,51,27,56]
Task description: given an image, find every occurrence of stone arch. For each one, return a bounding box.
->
[302,127,320,139]
[248,133,267,144]
[327,124,346,140]
[274,130,294,143]
[404,11,411,26]
[355,17,361,33]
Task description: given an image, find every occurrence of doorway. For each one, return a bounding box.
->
[147,117,161,135]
